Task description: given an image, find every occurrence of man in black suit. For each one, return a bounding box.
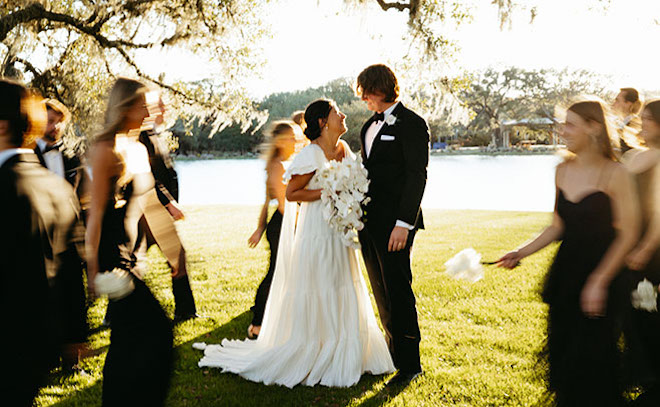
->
[33,98,89,369]
[356,64,429,387]
[0,80,88,406]
[33,99,89,206]
[137,94,197,321]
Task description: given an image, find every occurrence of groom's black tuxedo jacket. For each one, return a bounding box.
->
[360,102,429,236]
[0,153,87,373]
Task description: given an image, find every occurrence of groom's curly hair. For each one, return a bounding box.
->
[355,64,399,103]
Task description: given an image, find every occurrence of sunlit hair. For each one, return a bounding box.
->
[291,110,306,131]
[566,98,619,161]
[95,77,149,144]
[620,87,642,115]
[0,78,46,148]
[355,64,399,103]
[644,100,660,123]
[261,120,303,163]
[44,98,71,124]
[303,99,334,141]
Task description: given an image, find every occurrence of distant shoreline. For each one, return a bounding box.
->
[173,148,560,161]
[173,152,260,161]
[430,148,561,157]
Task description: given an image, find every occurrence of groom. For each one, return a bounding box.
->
[356,64,429,387]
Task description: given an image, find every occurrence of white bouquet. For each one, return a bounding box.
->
[317,154,370,248]
[444,248,485,283]
[95,268,135,300]
[632,278,658,312]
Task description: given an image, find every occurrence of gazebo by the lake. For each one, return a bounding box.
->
[499,117,557,149]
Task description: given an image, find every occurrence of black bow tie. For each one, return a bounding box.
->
[42,141,63,154]
[373,112,385,122]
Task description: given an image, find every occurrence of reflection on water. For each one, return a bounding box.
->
[176,155,562,212]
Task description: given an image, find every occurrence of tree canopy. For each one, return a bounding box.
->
[456,67,610,146]
[1,0,268,138]
[1,0,617,149]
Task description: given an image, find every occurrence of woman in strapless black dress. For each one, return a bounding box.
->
[620,100,660,406]
[498,99,640,406]
[86,78,173,406]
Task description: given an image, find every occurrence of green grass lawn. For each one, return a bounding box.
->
[35,205,559,407]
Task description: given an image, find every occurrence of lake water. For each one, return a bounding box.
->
[176,154,562,212]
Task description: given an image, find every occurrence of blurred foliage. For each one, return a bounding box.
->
[1,1,621,154]
[0,0,268,149]
[171,78,372,154]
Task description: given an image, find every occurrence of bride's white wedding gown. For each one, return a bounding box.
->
[196,141,394,388]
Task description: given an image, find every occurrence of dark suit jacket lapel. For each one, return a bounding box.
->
[63,154,82,188]
[33,146,47,168]
[360,116,377,161]
[369,102,405,161]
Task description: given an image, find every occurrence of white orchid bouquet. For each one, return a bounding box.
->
[317,154,370,248]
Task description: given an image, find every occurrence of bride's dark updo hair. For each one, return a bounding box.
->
[303,99,333,141]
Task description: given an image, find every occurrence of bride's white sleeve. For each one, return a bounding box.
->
[283,145,320,183]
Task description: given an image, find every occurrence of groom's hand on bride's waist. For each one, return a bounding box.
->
[388,226,409,252]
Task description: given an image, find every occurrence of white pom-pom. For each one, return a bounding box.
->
[444,248,484,283]
[632,279,658,312]
[95,268,135,300]
[192,342,207,351]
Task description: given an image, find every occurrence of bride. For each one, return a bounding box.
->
[196,99,394,387]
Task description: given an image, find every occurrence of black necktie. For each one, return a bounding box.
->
[373,112,384,122]
[43,141,63,154]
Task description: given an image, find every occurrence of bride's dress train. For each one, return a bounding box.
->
[196,142,394,388]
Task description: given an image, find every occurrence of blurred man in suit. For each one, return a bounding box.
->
[0,79,88,406]
[33,98,89,370]
[137,93,197,322]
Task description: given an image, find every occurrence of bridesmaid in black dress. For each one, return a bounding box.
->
[86,78,173,406]
[246,120,303,339]
[621,99,660,406]
[498,99,640,406]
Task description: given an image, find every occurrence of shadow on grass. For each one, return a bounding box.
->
[49,311,396,407]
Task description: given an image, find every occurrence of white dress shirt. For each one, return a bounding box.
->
[36,138,65,178]
[365,102,399,158]
[364,102,414,231]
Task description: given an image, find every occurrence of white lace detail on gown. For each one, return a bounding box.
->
[196,142,394,388]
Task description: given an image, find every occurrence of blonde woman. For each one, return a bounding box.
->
[85,78,172,406]
[246,120,302,339]
[498,100,639,406]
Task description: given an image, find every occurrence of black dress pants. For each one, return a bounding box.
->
[358,225,421,373]
[250,210,283,326]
